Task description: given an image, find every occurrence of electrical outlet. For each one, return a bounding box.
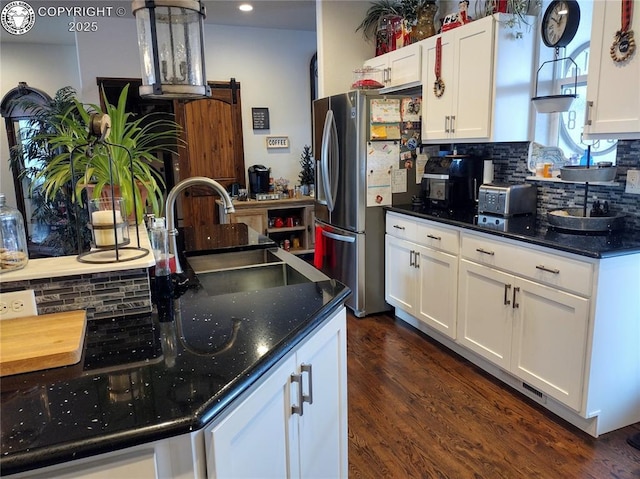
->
[0,290,37,320]
[625,169,640,195]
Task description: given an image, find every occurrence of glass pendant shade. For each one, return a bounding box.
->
[132,0,211,98]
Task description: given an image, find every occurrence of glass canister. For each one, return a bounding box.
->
[0,193,29,273]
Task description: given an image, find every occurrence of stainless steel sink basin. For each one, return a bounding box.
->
[187,249,281,274]
[195,263,311,296]
[187,249,312,296]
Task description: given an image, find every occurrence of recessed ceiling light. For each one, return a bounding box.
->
[239,4,253,12]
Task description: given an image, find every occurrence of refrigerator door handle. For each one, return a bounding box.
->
[321,110,335,211]
[321,229,356,243]
[320,109,339,212]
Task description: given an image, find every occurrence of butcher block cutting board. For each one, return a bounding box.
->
[0,310,87,377]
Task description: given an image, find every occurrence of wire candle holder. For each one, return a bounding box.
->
[73,113,149,264]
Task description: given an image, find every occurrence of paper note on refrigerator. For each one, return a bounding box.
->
[366,141,398,206]
[370,99,402,123]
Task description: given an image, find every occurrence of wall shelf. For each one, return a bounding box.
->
[525,176,620,186]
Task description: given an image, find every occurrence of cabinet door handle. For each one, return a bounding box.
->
[291,373,304,416]
[450,115,456,133]
[476,248,495,256]
[301,363,313,405]
[427,234,441,241]
[409,250,415,266]
[536,265,560,274]
[585,100,593,126]
[512,286,520,309]
[445,116,450,133]
[504,284,512,306]
[415,251,420,269]
[393,224,405,230]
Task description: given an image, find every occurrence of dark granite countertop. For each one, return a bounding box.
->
[0,225,349,475]
[387,205,640,259]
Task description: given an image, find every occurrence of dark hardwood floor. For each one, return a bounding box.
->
[347,311,640,479]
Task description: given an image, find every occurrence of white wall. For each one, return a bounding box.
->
[1,17,317,207]
[316,0,371,97]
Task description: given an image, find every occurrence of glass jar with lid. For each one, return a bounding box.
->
[0,193,29,273]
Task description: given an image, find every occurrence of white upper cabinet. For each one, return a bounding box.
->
[583,0,640,139]
[421,14,536,143]
[364,42,421,91]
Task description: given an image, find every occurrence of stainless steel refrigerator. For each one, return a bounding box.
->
[313,90,419,317]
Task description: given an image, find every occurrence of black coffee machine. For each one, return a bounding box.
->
[248,165,270,198]
[421,155,483,211]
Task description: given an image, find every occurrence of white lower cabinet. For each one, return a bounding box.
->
[457,259,589,411]
[385,211,640,437]
[205,307,348,479]
[385,212,458,339]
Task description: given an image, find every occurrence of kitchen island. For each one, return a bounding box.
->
[1,224,350,477]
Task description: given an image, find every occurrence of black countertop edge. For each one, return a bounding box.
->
[195,293,349,426]
[385,206,640,259]
[1,291,350,476]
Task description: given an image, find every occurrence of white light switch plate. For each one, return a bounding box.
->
[625,169,640,194]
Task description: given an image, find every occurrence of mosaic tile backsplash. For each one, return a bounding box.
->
[455,139,640,233]
[1,268,152,320]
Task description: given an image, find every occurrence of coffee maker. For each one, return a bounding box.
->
[248,165,270,198]
[421,154,483,212]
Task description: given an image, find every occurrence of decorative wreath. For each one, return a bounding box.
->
[433,78,445,98]
[610,30,636,63]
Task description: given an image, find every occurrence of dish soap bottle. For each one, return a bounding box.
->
[0,193,29,273]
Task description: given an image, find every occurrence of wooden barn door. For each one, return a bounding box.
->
[174,79,245,228]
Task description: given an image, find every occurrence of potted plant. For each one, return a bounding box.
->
[298,145,314,195]
[36,84,182,224]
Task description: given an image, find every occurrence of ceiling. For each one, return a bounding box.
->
[0,1,317,45]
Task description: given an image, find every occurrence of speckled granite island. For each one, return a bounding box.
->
[1,224,350,478]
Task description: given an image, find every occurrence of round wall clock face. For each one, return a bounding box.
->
[541,0,581,48]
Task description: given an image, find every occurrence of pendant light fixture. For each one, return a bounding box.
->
[132,0,211,98]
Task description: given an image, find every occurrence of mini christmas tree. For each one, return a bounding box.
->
[298,145,314,186]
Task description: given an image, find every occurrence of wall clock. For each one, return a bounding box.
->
[541,0,581,48]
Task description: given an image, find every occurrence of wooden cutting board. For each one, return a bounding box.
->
[0,310,87,377]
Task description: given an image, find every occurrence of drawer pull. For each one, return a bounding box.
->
[476,248,495,256]
[393,224,405,230]
[512,286,520,309]
[409,250,415,266]
[504,284,512,306]
[427,234,442,241]
[536,265,560,274]
[415,251,420,269]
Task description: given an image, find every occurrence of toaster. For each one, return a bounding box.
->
[478,183,537,217]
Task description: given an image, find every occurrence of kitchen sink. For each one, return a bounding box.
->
[187,249,281,274]
[195,263,311,296]
[187,249,312,296]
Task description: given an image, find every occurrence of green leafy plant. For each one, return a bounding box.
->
[356,0,437,40]
[299,145,314,186]
[36,83,182,223]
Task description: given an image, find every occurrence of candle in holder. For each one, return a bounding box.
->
[90,198,128,247]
